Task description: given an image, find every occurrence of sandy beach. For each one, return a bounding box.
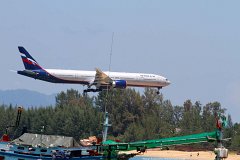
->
[125,150,240,160]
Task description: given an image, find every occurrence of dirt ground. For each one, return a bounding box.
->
[125,150,240,160]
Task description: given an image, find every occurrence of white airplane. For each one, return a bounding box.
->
[17,46,170,94]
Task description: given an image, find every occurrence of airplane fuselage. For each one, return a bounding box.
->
[17,46,170,92]
[18,69,170,88]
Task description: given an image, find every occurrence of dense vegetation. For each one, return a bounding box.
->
[0,88,239,150]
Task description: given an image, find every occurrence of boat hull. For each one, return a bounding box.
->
[0,150,107,160]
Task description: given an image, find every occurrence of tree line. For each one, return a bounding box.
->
[0,88,239,150]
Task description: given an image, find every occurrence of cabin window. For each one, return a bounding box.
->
[40,149,47,152]
[17,146,25,150]
[70,150,82,157]
[28,148,36,151]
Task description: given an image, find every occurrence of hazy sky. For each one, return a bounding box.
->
[1,1,240,122]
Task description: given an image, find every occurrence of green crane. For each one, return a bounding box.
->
[101,113,230,160]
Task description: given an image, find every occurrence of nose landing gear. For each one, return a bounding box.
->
[156,87,162,95]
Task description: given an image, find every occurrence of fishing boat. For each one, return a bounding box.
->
[0,112,134,160]
[0,143,106,160]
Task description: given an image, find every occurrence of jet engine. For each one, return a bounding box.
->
[112,80,127,88]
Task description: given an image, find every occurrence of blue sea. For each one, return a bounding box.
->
[130,157,188,160]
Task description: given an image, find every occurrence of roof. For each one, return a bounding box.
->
[12,133,80,148]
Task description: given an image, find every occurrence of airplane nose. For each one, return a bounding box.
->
[165,79,171,86]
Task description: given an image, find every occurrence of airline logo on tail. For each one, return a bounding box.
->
[17,46,52,82]
[18,46,42,70]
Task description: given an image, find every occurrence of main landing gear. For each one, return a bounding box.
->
[83,88,102,93]
[83,88,102,96]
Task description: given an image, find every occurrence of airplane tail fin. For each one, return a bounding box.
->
[18,46,42,70]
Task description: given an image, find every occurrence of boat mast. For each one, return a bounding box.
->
[102,112,111,142]
[102,33,114,142]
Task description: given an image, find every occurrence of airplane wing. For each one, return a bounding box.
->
[94,68,113,88]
